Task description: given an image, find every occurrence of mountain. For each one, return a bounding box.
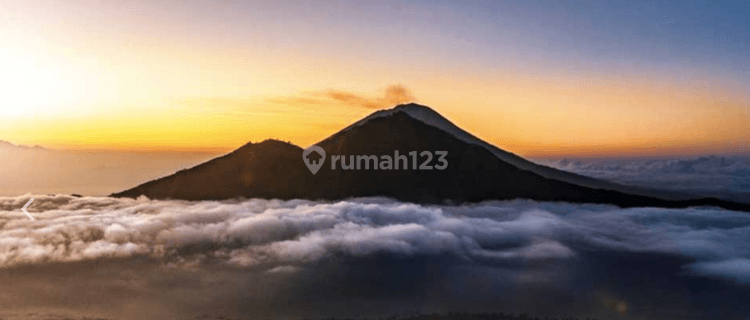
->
[113,104,750,211]
[0,140,46,150]
[332,104,692,200]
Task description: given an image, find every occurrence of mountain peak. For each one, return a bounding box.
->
[341,103,454,137]
[258,139,296,147]
[234,139,301,155]
[326,103,699,201]
[341,103,490,158]
[392,102,436,112]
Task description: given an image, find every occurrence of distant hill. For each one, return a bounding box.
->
[113,104,750,211]
[0,140,46,150]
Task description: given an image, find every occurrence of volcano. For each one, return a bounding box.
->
[113,104,750,211]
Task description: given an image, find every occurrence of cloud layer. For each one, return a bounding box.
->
[541,155,750,203]
[2,195,748,280]
[1,195,749,319]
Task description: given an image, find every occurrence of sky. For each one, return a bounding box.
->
[1,0,749,157]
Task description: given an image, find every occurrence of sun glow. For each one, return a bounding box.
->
[1,1,748,157]
[0,49,88,118]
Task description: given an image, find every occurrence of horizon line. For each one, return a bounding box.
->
[6,140,749,160]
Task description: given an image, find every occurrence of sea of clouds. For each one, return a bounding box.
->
[539,155,750,203]
[1,195,749,319]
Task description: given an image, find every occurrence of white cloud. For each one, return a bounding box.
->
[688,258,750,284]
[1,194,748,286]
[541,156,750,199]
[265,265,303,274]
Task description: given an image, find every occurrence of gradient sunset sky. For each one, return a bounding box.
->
[1,1,749,157]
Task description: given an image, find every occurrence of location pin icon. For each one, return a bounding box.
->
[302,145,326,175]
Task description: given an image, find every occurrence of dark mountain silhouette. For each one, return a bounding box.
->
[113,104,750,212]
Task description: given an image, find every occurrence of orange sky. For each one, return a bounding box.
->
[1,1,749,158]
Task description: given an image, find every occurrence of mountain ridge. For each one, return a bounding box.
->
[0,140,46,150]
[112,104,750,212]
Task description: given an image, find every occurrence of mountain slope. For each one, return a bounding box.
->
[113,104,750,211]
[340,104,693,200]
[111,140,311,200]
